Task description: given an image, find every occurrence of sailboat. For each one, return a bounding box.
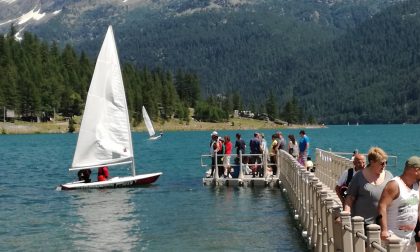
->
[142,106,162,140]
[60,26,162,190]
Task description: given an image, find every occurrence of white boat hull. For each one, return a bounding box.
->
[61,172,162,190]
[149,135,162,140]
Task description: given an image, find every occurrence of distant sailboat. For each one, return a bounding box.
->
[142,106,162,140]
[60,26,162,190]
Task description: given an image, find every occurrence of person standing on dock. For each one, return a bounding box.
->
[335,153,366,206]
[223,135,232,178]
[276,131,286,151]
[234,133,246,157]
[209,131,221,177]
[249,132,263,177]
[377,156,420,252]
[344,147,393,225]
[298,130,310,169]
[287,134,299,159]
[269,134,279,175]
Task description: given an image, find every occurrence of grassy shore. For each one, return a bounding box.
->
[0,118,324,135]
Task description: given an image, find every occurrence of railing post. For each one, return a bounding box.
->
[311,183,322,249]
[366,224,381,252]
[351,216,365,252]
[304,173,314,236]
[214,152,219,178]
[386,237,402,252]
[308,177,319,248]
[332,206,343,251]
[315,189,326,252]
[239,152,244,179]
[340,211,353,252]
[276,151,281,179]
[319,191,328,252]
[325,198,335,252]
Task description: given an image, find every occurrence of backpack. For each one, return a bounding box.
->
[339,168,354,198]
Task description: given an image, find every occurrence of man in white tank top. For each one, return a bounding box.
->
[378,156,420,252]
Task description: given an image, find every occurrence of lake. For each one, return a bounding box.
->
[1,124,418,251]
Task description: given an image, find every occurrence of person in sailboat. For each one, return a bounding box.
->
[98,166,110,181]
[77,169,92,183]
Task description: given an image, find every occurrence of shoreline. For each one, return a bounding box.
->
[0,118,325,135]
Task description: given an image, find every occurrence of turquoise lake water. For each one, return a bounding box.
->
[1,125,419,251]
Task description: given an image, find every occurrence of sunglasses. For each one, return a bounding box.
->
[380,161,388,166]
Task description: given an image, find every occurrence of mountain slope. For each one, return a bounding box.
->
[293,0,420,124]
[0,0,415,124]
[23,0,403,95]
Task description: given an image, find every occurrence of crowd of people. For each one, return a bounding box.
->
[207,129,420,251]
[207,129,311,179]
[335,147,420,251]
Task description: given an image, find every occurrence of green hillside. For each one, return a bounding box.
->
[6,0,420,124]
[294,0,420,124]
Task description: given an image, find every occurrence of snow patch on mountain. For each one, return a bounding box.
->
[18,7,46,25]
[175,0,256,17]
[0,0,17,4]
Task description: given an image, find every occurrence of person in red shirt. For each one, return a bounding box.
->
[223,135,232,178]
[98,166,109,181]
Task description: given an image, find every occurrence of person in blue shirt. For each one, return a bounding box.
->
[298,130,310,169]
[234,133,246,157]
[249,132,263,177]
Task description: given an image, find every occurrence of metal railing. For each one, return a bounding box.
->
[201,151,281,180]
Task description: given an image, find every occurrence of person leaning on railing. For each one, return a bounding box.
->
[377,156,420,252]
[335,153,366,206]
[344,147,393,226]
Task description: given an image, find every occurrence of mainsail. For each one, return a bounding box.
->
[70,26,134,171]
[142,106,156,137]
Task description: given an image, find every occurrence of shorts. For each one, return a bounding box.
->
[298,151,307,166]
[223,155,231,168]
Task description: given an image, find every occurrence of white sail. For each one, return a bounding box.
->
[142,106,156,137]
[70,26,134,171]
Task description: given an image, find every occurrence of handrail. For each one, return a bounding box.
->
[327,151,398,168]
[201,151,280,180]
[278,148,403,252]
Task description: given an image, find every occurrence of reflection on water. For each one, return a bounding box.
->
[70,189,141,251]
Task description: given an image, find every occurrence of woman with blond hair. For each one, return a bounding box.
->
[344,147,393,225]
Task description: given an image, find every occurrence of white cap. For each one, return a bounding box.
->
[211,131,218,136]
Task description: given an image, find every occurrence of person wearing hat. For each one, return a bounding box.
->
[377,156,420,251]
